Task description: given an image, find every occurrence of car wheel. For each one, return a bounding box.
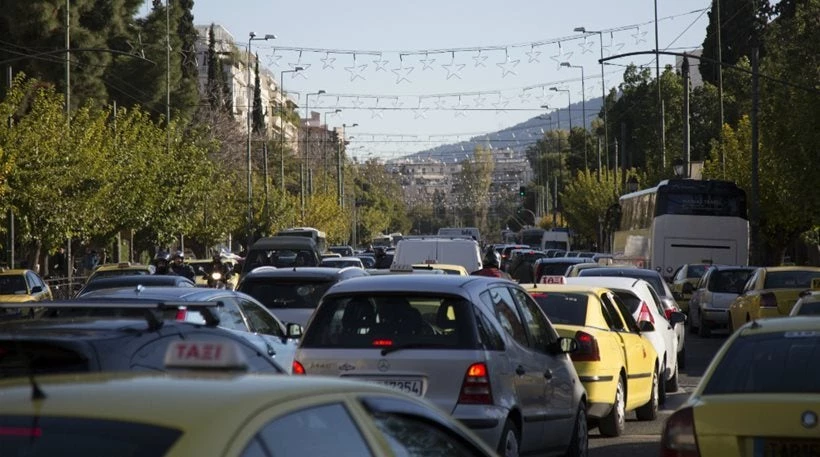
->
[564,403,588,457]
[678,345,687,370]
[636,368,659,421]
[688,307,699,334]
[658,358,667,405]
[497,418,520,457]
[698,317,711,337]
[598,376,625,437]
[665,359,680,393]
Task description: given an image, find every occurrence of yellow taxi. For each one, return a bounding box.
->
[412,263,469,276]
[86,262,155,283]
[0,340,499,456]
[728,266,820,331]
[670,264,711,312]
[0,269,52,317]
[525,282,660,437]
[661,316,820,457]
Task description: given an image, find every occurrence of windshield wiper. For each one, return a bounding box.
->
[380,342,445,356]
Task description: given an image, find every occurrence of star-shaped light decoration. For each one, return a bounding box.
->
[265,49,283,67]
[372,54,390,72]
[578,39,596,55]
[632,28,648,45]
[392,98,404,109]
[518,90,532,104]
[371,109,384,119]
[474,93,487,107]
[493,95,510,113]
[391,61,414,84]
[350,97,366,109]
[453,96,469,118]
[419,54,437,71]
[289,52,309,79]
[344,54,368,81]
[434,97,449,110]
[550,42,574,70]
[496,50,520,78]
[525,46,542,63]
[442,55,465,80]
[320,52,336,69]
[472,51,489,68]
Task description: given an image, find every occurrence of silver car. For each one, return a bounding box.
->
[688,265,756,336]
[294,275,588,457]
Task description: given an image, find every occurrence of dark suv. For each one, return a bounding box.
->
[0,302,285,377]
[237,267,369,327]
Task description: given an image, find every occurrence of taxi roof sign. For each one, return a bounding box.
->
[390,263,415,272]
[540,275,567,285]
[164,340,248,370]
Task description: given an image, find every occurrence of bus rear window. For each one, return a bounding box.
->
[0,416,181,456]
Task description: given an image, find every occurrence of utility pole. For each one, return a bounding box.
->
[654,0,665,171]
[715,0,726,177]
[166,0,171,154]
[750,46,760,266]
[682,56,691,178]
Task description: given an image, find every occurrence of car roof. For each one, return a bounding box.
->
[738,315,820,336]
[242,266,366,280]
[566,276,646,290]
[76,286,238,301]
[322,257,362,262]
[761,266,820,273]
[324,274,507,296]
[707,265,757,272]
[83,275,194,287]
[250,236,317,249]
[0,269,31,276]
[579,267,662,279]
[524,284,610,296]
[0,372,405,428]
[0,317,213,340]
[93,263,152,271]
[535,257,595,264]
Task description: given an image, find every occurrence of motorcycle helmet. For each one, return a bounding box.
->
[482,251,501,269]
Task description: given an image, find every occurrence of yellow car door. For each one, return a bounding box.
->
[599,292,655,410]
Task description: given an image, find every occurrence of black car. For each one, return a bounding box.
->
[237,267,369,327]
[533,257,596,282]
[74,274,196,297]
[0,301,285,378]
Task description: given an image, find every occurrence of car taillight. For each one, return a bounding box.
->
[760,292,778,308]
[292,360,306,375]
[661,407,700,457]
[638,302,655,324]
[571,331,600,362]
[665,308,674,320]
[372,339,393,347]
[175,308,187,321]
[0,427,42,437]
[458,362,493,404]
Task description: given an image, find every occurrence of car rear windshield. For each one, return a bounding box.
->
[0,342,90,378]
[0,415,181,456]
[300,294,476,349]
[538,262,576,277]
[240,279,334,309]
[244,249,318,270]
[611,291,642,314]
[0,276,27,294]
[687,265,708,278]
[703,331,820,394]
[763,270,820,289]
[795,301,820,316]
[579,269,666,297]
[529,292,588,326]
[709,269,753,294]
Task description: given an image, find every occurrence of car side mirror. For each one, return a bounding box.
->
[669,311,687,325]
[639,320,656,332]
[682,283,694,294]
[553,337,577,354]
[30,286,43,294]
[286,323,303,339]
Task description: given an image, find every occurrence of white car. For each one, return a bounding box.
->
[566,276,686,402]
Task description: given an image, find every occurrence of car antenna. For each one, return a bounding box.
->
[750,318,761,329]
[13,337,46,401]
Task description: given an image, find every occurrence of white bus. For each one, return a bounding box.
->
[276,227,328,254]
[613,179,749,279]
[437,227,481,244]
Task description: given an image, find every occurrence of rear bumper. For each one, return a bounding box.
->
[587,402,613,419]
[577,375,617,418]
[453,404,508,448]
[702,307,730,326]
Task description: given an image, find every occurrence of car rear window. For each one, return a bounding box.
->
[300,294,477,349]
[687,265,708,278]
[708,269,753,294]
[763,270,820,289]
[0,276,27,294]
[0,416,181,456]
[703,331,820,395]
[795,301,820,316]
[611,291,642,314]
[240,280,334,309]
[0,342,90,377]
[578,269,666,297]
[529,292,588,326]
[537,262,576,277]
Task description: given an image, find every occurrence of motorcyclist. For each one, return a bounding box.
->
[153,251,176,275]
[170,250,196,281]
[206,254,233,288]
[471,251,512,279]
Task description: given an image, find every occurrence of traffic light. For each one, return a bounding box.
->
[519,186,527,197]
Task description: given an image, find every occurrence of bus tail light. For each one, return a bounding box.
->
[661,406,700,457]
[571,331,600,362]
[760,292,778,308]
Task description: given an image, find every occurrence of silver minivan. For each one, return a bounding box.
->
[294,275,588,457]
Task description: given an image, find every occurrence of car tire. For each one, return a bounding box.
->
[688,307,699,334]
[598,376,625,437]
[497,418,521,457]
[698,318,711,337]
[564,403,589,457]
[665,359,680,393]
[678,345,687,370]
[636,368,659,421]
[658,359,667,405]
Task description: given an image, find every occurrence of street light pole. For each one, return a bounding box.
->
[279,67,302,195]
[246,31,276,248]
[561,62,587,170]
[303,90,326,220]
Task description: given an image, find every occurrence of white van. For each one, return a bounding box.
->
[437,227,481,244]
[393,238,482,273]
[541,230,571,251]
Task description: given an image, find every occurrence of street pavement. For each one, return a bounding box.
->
[589,326,729,457]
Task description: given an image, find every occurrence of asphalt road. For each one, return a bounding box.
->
[589,326,729,457]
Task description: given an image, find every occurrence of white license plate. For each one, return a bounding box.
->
[363,378,423,396]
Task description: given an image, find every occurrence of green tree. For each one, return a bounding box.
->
[699,0,766,89]
[453,146,494,234]
[252,55,265,134]
[560,169,619,248]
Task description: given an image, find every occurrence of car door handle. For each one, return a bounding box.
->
[544,369,553,380]
[515,365,526,376]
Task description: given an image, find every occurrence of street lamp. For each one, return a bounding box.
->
[574,26,609,167]
[338,123,358,207]
[549,87,572,131]
[279,67,303,194]
[560,62,587,170]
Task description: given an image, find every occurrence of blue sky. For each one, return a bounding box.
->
[179,0,712,160]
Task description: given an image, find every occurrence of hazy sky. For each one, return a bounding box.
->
[177,0,712,160]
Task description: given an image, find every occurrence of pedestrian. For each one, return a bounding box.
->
[51,247,68,277]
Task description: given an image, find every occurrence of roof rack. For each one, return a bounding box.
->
[1,300,224,330]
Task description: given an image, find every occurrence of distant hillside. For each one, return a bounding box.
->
[393,96,603,164]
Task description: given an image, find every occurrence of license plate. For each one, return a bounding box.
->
[362,378,423,396]
[755,438,820,457]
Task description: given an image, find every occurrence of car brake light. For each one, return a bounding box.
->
[571,331,600,362]
[661,406,700,457]
[458,362,493,404]
[372,339,393,347]
[638,302,655,325]
[0,427,42,437]
[292,360,306,375]
[175,308,187,321]
[665,308,674,320]
[760,292,777,308]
